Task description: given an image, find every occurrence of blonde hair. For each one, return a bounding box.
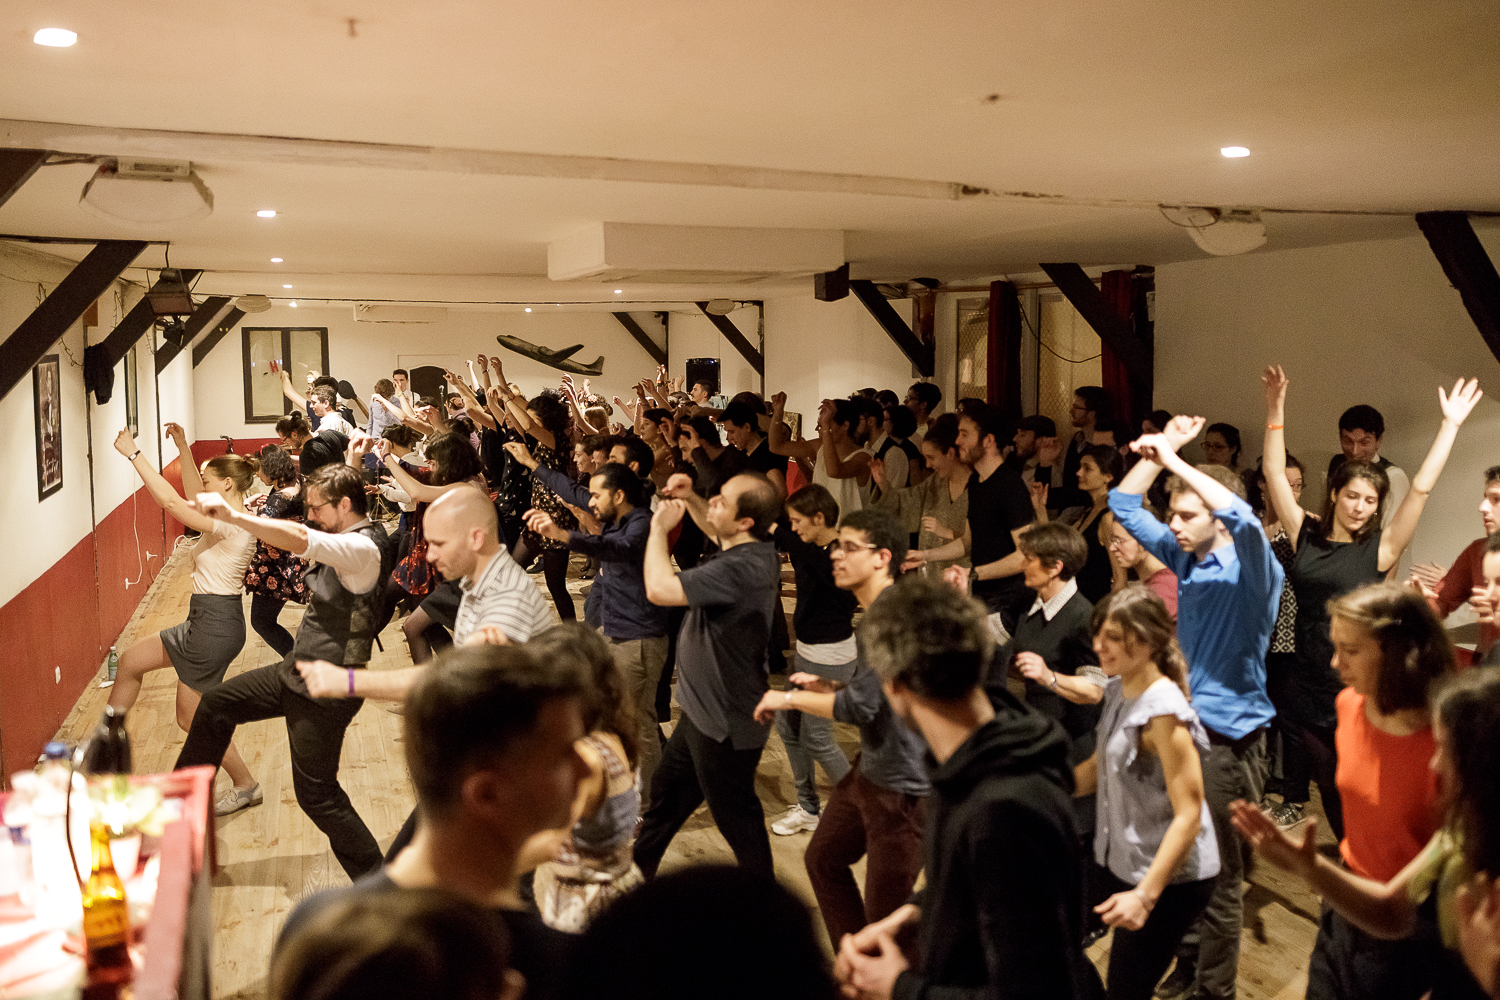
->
[204,453,259,495]
[1091,584,1190,697]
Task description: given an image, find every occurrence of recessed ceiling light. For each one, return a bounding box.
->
[34,28,77,47]
[524,307,532,313]
[270,257,283,263]
[256,209,277,218]
[1220,146,1250,158]
[288,301,297,308]
[282,284,293,289]
[613,289,623,294]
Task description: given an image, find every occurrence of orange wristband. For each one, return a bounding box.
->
[1266,424,1284,430]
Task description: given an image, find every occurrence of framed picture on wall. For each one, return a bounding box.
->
[34,354,63,501]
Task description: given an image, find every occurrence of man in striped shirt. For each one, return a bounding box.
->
[297,484,555,700]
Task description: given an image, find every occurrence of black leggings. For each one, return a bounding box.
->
[1283,719,1345,841]
[514,537,575,620]
[1093,865,1215,1000]
[249,593,295,658]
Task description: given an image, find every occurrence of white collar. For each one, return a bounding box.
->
[1028,577,1079,621]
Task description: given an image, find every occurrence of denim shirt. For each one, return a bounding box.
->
[1107,490,1282,739]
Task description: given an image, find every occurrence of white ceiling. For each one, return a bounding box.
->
[2,0,1497,308]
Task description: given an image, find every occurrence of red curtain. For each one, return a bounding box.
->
[987,280,1023,418]
[1098,269,1147,431]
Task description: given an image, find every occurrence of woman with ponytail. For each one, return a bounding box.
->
[110,421,261,815]
[1074,584,1219,1000]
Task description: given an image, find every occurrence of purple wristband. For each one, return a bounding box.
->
[347,668,355,696]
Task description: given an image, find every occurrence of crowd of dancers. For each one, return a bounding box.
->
[101,354,1500,1000]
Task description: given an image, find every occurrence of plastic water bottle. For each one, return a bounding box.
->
[107,647,118,682]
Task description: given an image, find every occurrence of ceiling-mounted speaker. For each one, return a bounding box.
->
[815,263,849,301]
[236,294,273,313]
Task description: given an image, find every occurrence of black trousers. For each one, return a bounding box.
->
[1283,720,1345,841]
[249,593,295,658]
[1092,865,1215,1000]
[1306,903,1442,1000]
[633,713,772,879]
[174,659,383,879]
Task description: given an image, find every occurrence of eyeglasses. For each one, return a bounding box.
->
[1287,480,1304,494]
[832,540,879,555]
[307,500,335,514]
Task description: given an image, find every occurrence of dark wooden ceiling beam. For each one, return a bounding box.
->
[1416,211,1500,366]
[848,279,934,377]
[611,311,667,366]
[0,149,49,210]
[156,295,231,374]
[1037,263,1153,385]
[191,306,246,367]
[695,303,764,375]
[0,240,147,401]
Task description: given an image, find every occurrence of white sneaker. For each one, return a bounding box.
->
[215,783,264,817]
[771,804,820,836]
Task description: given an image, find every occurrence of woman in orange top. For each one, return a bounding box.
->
[1311,584,1456,1000]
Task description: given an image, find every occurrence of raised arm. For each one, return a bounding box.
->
[767,392,820,461]
[644,501,690,606]
[1136,418,1239,514]
[279,368,308,409]
[660,473,715,540]
[114,428,221,534]
[189,491,310,554]
[820,423,871,484]
[379,446,466,504]
[1261,365,1307,544]
[164,422,204,498]
[1380,378,1483,571]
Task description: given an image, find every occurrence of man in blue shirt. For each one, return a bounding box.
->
[1108,416,1282,1000]
[522,460,670,792]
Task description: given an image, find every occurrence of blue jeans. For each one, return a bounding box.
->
[777,650,856,815]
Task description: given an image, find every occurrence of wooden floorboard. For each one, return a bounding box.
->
[54,544,1319,999]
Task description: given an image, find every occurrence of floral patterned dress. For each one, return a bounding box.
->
[524,439,578,550]
[244,488,308,603]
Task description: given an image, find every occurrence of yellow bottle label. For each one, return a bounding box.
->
[83,901,130,949]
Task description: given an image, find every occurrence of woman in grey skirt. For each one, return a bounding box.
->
[110,422,262,814]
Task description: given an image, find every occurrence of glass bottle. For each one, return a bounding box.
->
[80,833,132,985]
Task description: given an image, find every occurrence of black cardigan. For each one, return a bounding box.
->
[990,587,1102,766]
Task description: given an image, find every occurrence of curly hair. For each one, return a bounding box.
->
[528,393,573,443]
[255,444,301,489]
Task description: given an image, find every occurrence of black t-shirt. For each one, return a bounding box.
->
[675,540,781,749]
[772,525,856,645]
[1284,518,1384,726]
[277,871,572,1000]
[745,437,788,480]
[966,463,1035,613]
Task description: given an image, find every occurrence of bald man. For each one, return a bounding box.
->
[298,484,556,702]
[635,471,785,878]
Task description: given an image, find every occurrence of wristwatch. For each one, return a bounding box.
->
[1048,672,1060,691]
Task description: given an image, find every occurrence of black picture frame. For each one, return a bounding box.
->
[34,354,63,501]
[242,327,331,424]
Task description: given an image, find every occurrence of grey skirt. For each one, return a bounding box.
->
[160,593,246,693]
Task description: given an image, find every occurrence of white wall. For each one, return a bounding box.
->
[667,311,761,400]
[763,295,921,420]
[1154,230,1500,570]
[0,246,166,606]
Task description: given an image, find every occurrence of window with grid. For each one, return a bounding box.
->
[241,328,331,423]
[1034,294,1101,436]
[955,297,989,403]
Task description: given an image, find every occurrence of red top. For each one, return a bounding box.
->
[1143,567,1179,620]
[1429,536,1497,666]
[1335,687,1439,881]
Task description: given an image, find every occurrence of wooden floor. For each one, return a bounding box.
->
[57,542,1326,1000]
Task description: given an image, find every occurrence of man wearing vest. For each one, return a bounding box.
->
[180,459,394,879]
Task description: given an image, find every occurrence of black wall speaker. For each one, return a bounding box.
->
[814,263,850,302]
[685,358,721,394]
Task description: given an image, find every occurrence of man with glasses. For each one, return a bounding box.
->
[753,507,930,947]
[634,471,784,877]
[1058,386,1112,510]
[177,457,394,879]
